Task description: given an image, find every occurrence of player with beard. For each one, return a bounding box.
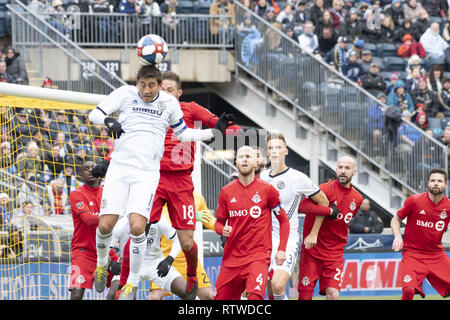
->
[391,168,450,300]
[213,146,290,300]
[296,156,363,300]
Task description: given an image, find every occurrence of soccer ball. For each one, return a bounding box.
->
[137,34,168,66]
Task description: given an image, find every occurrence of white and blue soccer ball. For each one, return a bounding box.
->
[137,34,168,66]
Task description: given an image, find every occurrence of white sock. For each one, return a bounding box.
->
[96,229,112,267]
[274,292,288,300]
[127,233,147,287]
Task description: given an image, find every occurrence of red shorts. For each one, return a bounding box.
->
[69,250,115,290]
[214,260,269,300]
[400,251,450,298]
[297,248,344,296]
[150,170,196,230]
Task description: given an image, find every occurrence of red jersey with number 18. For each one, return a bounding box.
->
[397,192,450,255]
[215,177,282,268]
[302,180,363,261]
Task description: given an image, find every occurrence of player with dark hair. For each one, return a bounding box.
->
[261,132,329,300]
[297,156,363,300]
[391,168,450,300]
[213,146,290,300]
[88,65,231,300]
[68,161,121,300]
[91,70,240,299]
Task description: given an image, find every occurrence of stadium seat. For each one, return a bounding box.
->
[194,0,211,14]
[377,43,397,57]
[444,71,450,79]
[363,42,377,55]
[341,85,359,103]
[382,56,405,71]
[179,0,194,13]
[429,16,442,24]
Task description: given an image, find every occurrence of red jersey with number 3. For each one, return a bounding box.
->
[302,180,363,261]
[216,178,282,267]
[70,184,103,258]
[160,101,241,172]
[397,192,450,255]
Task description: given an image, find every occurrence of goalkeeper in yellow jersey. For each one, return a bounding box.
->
[148,192,216,300]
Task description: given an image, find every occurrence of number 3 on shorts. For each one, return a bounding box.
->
[182,205,195,221]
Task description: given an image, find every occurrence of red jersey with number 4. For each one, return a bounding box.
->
[70,184,103,258]
[302,180,363,261]
[215,178,282,267]
[160,101,241,172]
[397,192,450,255]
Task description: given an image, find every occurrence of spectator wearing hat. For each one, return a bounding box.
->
[413,109,430,131]
[310,0,325,26]
[341,50,364,82]
[237,12,257,35]
[385,0,405,27]
[420,22,448,67]
[5,47,29,85]
[0,60,14,83]
[403,0,423,23]
[12,108,34,150]
[42,76,53,88]
[349,37,365,59]
[264,7,277,24]
[298,20,319,53]
[292,0,309,34]
[397,33,427,58]
[48,0,71,37]
[283,23,297,41]
[387,79,415,112]
[325,35,349,71]
[359,49,383,73]
[361,62,386,97]
[380,15,397,44]
[340,7,363,42]
[410,75,441,118]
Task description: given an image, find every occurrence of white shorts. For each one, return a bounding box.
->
[140,258,181,293]
[269,233,300,276]
[100,160,160,220]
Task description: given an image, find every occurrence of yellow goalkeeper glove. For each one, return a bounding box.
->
[196,210,216,231]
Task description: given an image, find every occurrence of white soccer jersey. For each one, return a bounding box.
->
[144,218,177,261]
[96,85,184,171]
[260,168,320,240]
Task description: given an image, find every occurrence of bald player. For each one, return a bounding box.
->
[296,156,363,300]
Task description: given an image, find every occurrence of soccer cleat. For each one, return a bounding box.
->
[93,258,110,293]
[118,283,138,300]
[184,275,198,300]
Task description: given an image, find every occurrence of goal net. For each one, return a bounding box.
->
[0,83,202,299]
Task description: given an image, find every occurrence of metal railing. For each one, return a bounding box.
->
[11,9,234,49]
[8,0,127,95]
[234,1,448,197]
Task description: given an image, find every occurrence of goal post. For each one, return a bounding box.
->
[0,83,205,299]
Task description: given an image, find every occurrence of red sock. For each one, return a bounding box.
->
[119,238,131,287]
[401,286,415,300]
[183,241,198,276]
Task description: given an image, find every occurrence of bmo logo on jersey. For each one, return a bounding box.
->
[416,219,446,232]
[337,212,353,224]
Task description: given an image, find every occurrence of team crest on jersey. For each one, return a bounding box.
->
[440,210,447,220]
[277,181,285,190]
[89,201,94,206]
[148,227,156,236]
[77,275,85,284]
[76,201,84,209]
[403,275,412,283]
[252,193,261,204]
[101,199,107,209]
[157,102,166,111]
[301,276,310,286]
[349,200,356,211]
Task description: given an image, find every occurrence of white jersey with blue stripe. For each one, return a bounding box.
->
[260,168,320,240]
[96,85,184,171]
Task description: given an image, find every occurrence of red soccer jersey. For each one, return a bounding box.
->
[397,192,450,254]
[302,180,363,261]
[215,177,282,267]
[70,184,103,258]
[160,101,241,172]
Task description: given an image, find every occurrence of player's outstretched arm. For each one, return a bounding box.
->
[157,220,181,277]
[390,215,403,252]
[273,206,289,266]
[196,210,216,231]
